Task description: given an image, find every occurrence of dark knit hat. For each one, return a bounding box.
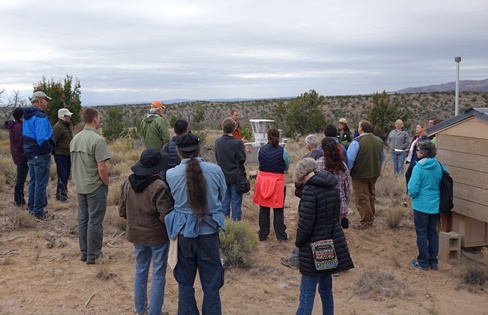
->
[13,108,24,121]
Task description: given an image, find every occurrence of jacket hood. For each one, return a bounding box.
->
[4,120,19,131]
[144,114,160,123]
[416,157,438,169]
[306,170,338,188]
[23,106,45,120]
[128,174,161,193]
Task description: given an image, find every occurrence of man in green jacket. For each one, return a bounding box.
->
[140,101,170,150]
[347,120,385,229]
[52,108,74,201]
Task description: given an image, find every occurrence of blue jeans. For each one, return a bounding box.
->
[27,155,51,217]
[54,154,71,201]
[15,163,29,206]
[413,210,439,268]
[296,274,333,315]
[77,184,108,261]
[390,152,407,176]
[174,233,224,315]
[222,184,243,221]
[134,243,168,315]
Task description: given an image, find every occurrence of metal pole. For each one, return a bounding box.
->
[455,56,461,116]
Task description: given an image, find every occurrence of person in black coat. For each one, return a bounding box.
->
[215,117,247,220]
[294,158,354,315]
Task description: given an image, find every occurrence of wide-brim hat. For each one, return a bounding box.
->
[131,148,170,176]
[339,118,348,124]
[176,133,200,152]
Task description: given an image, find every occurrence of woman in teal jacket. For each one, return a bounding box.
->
[407,140,444,271]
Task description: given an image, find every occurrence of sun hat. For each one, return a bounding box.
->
[176,133,200,152]
[131,148,170,176]
[339,118,348,124]
[151,100,166,109]
[31,91,52,103]
[58,108,73,119]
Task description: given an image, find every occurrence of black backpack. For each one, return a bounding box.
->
[438,162,454,214]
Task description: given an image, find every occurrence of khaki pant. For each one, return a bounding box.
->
[352,177,378,226]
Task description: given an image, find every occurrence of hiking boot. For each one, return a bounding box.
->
[410,260,428,271]
[86,252,110,265]
[35,212,55,221]
[80,254,87,262]
[280,257,298,270]
[429,263,438,271]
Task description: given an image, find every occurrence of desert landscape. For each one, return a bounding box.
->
[1,131,488,315]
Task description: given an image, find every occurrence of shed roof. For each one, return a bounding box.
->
[427,107,488,136]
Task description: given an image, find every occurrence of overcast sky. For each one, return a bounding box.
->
[1,0,487,106]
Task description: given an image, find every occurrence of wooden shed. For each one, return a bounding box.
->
[427,108,488,247]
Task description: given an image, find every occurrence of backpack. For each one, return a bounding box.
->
[438,162,454,214]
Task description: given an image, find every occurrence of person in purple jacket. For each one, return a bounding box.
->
[4,108,29,207]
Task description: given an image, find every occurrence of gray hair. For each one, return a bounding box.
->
[305,134,319,148]
[149,107,160,114]
[293,158,318,183]
[222,117,237,134]
[417,140,436,159]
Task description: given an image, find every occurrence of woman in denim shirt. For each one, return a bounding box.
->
[165,133,227,315]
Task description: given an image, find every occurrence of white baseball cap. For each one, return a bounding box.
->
[58,108,74,119]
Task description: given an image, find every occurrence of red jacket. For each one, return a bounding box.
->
[252,171,285,208]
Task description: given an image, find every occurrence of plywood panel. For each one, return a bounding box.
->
[436,134,488,156]
[455,182,488,208]
[453,198,488,223]
[448,166,488,190]
[437,150,488,173]
[438,117,488,139]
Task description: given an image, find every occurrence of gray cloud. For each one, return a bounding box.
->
[1,0,486,105]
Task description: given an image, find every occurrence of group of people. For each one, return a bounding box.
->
[5,92,111,266]
[4,95,447,314]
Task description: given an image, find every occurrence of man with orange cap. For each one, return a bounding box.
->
[140,100,171,150]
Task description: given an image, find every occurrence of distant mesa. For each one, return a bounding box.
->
[394,78,488,93]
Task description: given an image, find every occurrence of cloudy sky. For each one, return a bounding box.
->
[1,0,487,106]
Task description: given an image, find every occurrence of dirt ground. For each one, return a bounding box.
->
[1,179,488,315]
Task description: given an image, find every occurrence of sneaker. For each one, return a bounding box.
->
[280,257,298,270]
[280,234,291,242]
[429,263,438,271]
[410,260,428,271]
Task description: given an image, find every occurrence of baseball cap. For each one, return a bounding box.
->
[31,91,52,103]
[151,100,166,109]
[58,108,74,119]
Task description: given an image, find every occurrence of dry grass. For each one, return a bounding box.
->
[355,269,413,299]
[384,208,404,228]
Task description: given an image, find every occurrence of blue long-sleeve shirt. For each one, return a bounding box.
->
[165,157,227,239]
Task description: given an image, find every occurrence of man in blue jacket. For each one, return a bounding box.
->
[23,91,55,220]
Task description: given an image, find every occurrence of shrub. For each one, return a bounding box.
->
[219,218,258,268]
[385,208,404,228]
[462,267,486,286]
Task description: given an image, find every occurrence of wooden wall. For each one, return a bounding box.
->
[435,116,488,246]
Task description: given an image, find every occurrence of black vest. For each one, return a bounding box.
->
[258,144,285,173]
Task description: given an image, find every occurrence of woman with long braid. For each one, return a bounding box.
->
[165,133,227,315]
